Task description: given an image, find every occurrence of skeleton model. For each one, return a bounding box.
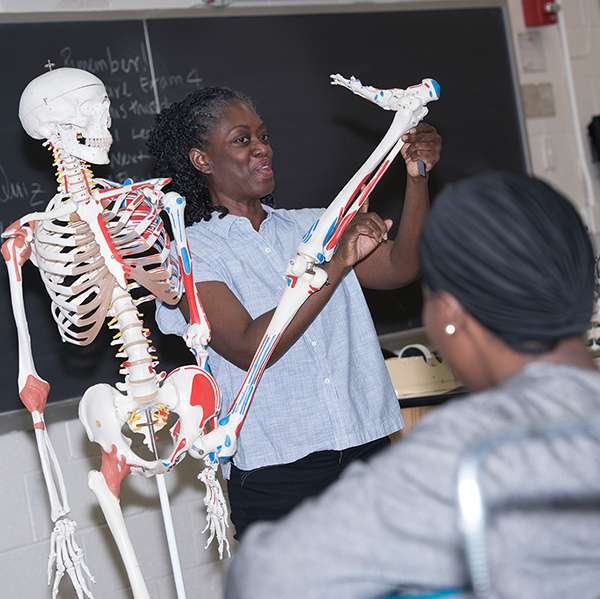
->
[3,67,439,599]
[2,68,228,599]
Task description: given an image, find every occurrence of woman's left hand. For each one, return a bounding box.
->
[401,122,442,179]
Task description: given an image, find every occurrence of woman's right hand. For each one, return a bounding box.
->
[333,203,392,268]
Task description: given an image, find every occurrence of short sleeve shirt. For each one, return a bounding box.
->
[155,205,403,471]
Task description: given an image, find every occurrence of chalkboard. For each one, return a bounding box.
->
[0,4,528,412]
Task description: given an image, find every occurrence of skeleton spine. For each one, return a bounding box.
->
[48,141,95,203]
[110,288,158,404]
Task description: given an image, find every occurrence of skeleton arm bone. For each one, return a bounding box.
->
[162,192,212,369]
[1,197,75,239]
[2,227,95,598]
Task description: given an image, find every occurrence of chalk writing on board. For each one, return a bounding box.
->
[0,163,47,210]
[60,44,149,76]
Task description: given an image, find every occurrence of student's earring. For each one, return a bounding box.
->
[444,324,456,336]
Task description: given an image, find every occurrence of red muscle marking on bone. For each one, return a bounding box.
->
[4,220,21,235]
[344,172,371,213]
[181,257,201,326]
[2,230,32,282]
[170,420,181,441]
[95,213,131,276]
[174,437,187,456]
[325,160,391,252]
[19,375,50,414]
[1,239,11,264]
[34,421,46,430]
[190,373,219,429]
[100,445,131,499]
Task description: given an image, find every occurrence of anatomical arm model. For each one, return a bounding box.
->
[191,75,440,461]
[2,68,228,599]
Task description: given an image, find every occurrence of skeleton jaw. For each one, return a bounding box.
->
[57,124,112,165]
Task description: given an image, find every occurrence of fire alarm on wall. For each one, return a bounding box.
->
[522,0,559,27]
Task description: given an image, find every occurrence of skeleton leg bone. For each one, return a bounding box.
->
[88,468,151,599]
[192,76,440,465]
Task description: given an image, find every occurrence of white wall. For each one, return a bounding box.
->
[1,1,599,598]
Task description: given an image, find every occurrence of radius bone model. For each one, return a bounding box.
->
[2,67,439,599]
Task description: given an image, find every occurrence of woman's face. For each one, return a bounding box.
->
[194,100,275,203]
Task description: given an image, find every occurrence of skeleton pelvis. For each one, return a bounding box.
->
[79,366,220,475]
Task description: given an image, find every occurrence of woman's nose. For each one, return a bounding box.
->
[251,138,270,156]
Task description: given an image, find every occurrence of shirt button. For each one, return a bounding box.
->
[311,341,317,347]
[265,247,271,254]
[324,377,330,384]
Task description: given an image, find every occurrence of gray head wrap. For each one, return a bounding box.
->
[419,172,595,353]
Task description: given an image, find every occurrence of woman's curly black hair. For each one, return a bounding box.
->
[147,87,274,226]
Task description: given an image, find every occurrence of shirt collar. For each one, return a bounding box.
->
[194,203,293,237]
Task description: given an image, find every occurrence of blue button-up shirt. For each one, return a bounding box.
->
[155,205,403,472]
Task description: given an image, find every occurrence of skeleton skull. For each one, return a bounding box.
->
[19,67,113,164]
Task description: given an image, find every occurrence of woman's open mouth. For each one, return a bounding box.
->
[255,161,274,179]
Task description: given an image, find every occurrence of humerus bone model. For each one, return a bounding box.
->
[2,68,228,599]
[190,74,440,461]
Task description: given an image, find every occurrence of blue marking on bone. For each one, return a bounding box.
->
[209,452,215,462]
[225,435,231,447]
[323,219,337,245]
[316,252,325,264]
[303,220,319,243]
[123,178,133,186]
[218,415,230,426]
[176,196,184,205]
[430,79,440,98]
[181,247,191,274]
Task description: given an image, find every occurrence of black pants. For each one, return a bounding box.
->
[227,436,390,540]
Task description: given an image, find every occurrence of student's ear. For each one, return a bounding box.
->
[189,147,212,175]
[437,291,468,330]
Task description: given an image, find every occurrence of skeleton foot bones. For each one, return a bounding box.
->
[3,67,228,599]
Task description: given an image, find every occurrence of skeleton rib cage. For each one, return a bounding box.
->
[35,187,181,348]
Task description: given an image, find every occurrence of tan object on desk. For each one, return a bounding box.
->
[385,343,463,399]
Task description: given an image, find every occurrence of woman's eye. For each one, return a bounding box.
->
[233,136,249,144]
[260,133,271,143]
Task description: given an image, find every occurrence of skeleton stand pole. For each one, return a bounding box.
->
[145,408,187,599]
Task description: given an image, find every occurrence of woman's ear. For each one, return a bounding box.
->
[189,147,212,175]
[437,291,468,330]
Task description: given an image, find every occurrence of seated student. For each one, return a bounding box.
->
[225,171,600,599]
